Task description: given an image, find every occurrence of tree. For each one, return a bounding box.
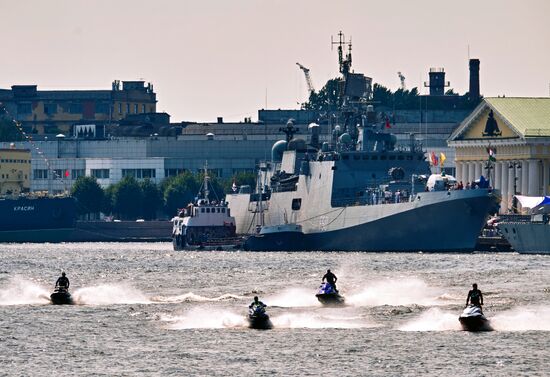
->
[162,171,200,216]
[113,176,143,220]
[71,176,104,219]
[223,171,256,194]
[140,178,162,220]
[101,184,115,216]
[0,116,23,142]
[301,78,342,111]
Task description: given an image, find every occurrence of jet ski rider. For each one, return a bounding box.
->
[322,269,338,293]
[249,296,266,311]
[466,283,483,311]
[55,272,70,291]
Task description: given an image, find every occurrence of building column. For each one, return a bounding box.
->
[528,159,540,196]
[474,162,481,181]
[456,162,463,183]
[501,162,509,212]
[521,160,529,195]
[507,162,516,211]
[543,159,549,196]
[494,162,502,190]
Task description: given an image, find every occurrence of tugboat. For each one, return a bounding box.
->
[171,163,240,250]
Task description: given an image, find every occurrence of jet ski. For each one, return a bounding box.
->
[458,305,492,331]
[248,305,273,330]
[50,287,74,305]
[315,282,345,306]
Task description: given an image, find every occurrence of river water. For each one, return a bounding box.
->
[0,243,548,376]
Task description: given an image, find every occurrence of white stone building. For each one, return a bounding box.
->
[448,97,550,213]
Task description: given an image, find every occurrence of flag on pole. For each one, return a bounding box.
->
[385,117,391,129]
[439,152,446,167]
[487,147,497,162]
[65,170,70,178]
[232,181,237,192]
[430,151,439,166]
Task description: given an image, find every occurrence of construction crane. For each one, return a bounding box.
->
[397,71,406,90]
[296,62,315,94]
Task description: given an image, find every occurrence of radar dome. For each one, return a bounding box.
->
[339,133,352,144]
[287,138,308,152]
[271,140,288,162]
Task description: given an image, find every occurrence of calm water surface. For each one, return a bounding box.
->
[0,243,549,376]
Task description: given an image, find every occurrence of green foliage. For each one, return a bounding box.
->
[112,176,143,220]
[223,171,256,193]
[140,178,162,220]
[301,78,342,111]
[163,171,200,216]
[71,176,104,218]
[0,117,23,142]
[101,184,115,215]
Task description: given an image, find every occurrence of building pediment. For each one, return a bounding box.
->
[449,97,550,143]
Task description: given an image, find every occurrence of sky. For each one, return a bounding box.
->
[1,0,549,122]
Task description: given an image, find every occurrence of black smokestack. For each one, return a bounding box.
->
[469,59,480,101]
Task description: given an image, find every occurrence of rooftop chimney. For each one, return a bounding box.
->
[469,59,480,101]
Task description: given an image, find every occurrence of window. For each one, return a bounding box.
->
[44,103,57,115]
[69,103,82,114]
[33,169,48,179]
[221,208,226,213]
[126,103,130,113]
[134,104,138,114]
[72,169,85,179]
[17,103,32,114]
[206,208,210,213]
[91,169,110,179]
[53,169,64,180]
[292,198,302,210]
[96,102,110,114]
[118,103,122,114]
[201,208,205,213]
[142,104,146,113]
[164,168,187,177]
[122,169,156,179]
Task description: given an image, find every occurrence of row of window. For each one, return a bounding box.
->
[0,159,31,163]
[17,102,150,115]
[341,154,420,161]
[1,173,27,179]
[121,169,156,179]
[118,103,148,115]
[32,168,240,180]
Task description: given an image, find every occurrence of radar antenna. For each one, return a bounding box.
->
[331,31,352,75]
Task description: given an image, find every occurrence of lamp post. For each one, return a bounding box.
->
[508,161,521,213]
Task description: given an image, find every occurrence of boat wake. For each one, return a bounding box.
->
[160,307,377,329]
[151,292,244,303]
[161,308,247,329]
[490,306,550,331]
[347,277,456,307]
[72,284,150,305]
[266,287,321,307]
[399,306,550,332]
[271,312,376,329]
[0,277,51,306]
[399,308,461,331]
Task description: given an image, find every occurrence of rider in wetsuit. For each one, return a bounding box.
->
[466,283,483,311]
[249,296,266,312]
[55,272,70,291]
[322,269,338,293]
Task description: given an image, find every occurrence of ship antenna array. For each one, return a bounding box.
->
[331,31,352,75]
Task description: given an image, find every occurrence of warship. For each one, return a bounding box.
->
[226,32,499,252]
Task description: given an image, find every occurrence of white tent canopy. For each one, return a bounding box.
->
[514,195,550,209]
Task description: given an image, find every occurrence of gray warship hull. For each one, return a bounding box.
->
[228,186,498,252]
[498,221,550,254]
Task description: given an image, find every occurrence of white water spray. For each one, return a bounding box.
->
[0,277,50,306]
[73,284,150,305]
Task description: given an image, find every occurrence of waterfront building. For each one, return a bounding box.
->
[448,97,550,212]
[0,147,31,195]
[0,81,156,135]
